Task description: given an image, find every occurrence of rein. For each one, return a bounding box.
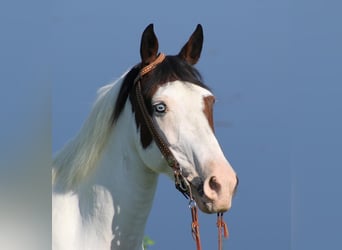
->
[133,53,229,250]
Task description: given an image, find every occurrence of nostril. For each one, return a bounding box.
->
[203,176,220,201]
[209,176,221,193]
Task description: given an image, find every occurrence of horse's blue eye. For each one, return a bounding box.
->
[154,103,166,113]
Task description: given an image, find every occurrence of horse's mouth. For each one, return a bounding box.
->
[188,179,231,214]
[188,180,216,214]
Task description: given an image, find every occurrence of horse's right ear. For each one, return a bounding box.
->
[140,24,159,66]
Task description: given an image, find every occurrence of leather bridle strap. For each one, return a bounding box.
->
[190,200,202,250]
[133,52,233,250]
[133,54,202,249]
[133,53,202,249]
[133,54,190,198]
[217,213,229,250]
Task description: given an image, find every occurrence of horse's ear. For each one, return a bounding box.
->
[178,24,203,65]
[140,24,159,66]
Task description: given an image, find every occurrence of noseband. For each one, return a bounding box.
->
[133,53,229,250]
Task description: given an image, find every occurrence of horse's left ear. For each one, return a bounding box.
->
[140,24,159,66]
[178,24,203,65]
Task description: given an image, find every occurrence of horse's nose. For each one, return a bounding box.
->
[203,172,238,212]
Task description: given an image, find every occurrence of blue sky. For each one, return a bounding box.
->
[1,0,341,249]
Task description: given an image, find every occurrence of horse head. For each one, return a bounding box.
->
[113,24,238,214]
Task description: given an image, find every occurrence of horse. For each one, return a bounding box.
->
[52,24,238,250]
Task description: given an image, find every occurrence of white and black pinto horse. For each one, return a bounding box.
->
[52,24,238,250]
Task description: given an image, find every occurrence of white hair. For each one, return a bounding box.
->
[52,74,127,190]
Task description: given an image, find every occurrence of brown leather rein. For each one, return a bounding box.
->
[133,53,229,250]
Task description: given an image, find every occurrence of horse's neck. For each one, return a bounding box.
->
[80,121,159,250]
[53,79,159,250]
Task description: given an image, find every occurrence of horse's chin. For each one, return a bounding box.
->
[195,198,215,214]
[190,184,231,214]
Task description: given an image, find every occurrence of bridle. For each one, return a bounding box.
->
[133,53,229,250]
